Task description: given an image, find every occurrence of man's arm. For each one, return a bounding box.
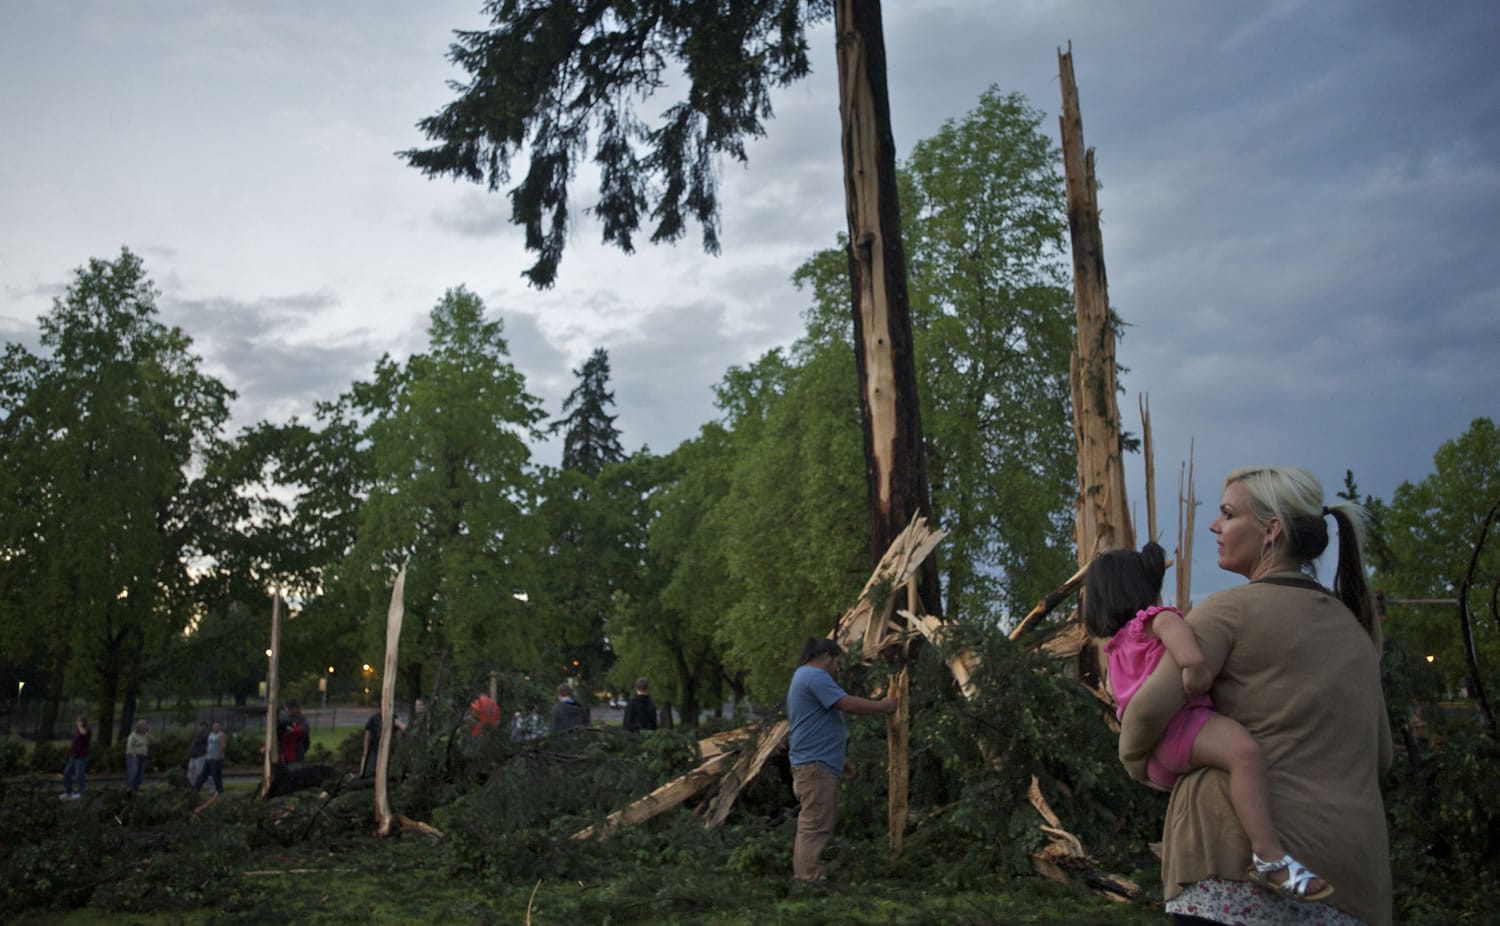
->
[834,695,897,716]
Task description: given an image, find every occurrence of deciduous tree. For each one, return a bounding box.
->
[0,249,232,743]
[336,287,547,701]
[1376,418,1500,695]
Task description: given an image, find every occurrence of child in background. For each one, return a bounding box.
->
[1083,541,1333,901]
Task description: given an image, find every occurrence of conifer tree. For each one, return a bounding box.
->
[550,347,626,476]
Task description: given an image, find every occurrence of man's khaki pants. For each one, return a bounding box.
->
[791,762,840,881]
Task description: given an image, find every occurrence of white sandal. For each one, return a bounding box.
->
[1249,852,1334,902]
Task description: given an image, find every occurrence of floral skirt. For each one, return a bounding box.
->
[1165,879,1367,926]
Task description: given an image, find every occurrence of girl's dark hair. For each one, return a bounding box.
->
[798,637,842,666]
[1081,541,1168,639]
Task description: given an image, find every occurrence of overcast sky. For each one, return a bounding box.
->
[2,0,1496,600]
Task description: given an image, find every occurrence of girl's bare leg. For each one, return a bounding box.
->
[1190,715,1329,894]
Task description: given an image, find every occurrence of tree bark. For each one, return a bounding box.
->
[834,0,941,620]
[376,567,407,838]
[1058,43,1133,566]
[260,593,282,800]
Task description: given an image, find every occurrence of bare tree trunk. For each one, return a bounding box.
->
[260,593,282,800]
[1059,43,1133,566]
[1057,44,1131,690]
[834,0,941,620]
[376,567,407,837]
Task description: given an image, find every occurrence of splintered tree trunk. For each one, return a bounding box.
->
[834,0,941,620]
[260,593,282,800]
[1059,43,1133,567]
[376,566,407,837]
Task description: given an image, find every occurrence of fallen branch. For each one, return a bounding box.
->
[1027,775,1139,901]
[701,720,790,829]
[1008,562,1089,641]
[399,814,445,840]
[572,751,737,841]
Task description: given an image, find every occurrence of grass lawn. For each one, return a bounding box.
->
[9,834,1167,926]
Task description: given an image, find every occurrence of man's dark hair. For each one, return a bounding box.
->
[798,637,843,666]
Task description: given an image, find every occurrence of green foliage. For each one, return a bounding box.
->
[903,87,1076,622]
[550,347,627,476]
[332,287,548,693]
[0,248,234,745]
[1384,724,1500,925]
[400,1,832,287]
[0,737,26,776]
[714,346,868,702]
[1374,418,1499,694]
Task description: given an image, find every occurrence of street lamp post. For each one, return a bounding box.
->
[14,681,23,737]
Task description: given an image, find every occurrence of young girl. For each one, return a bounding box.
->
[1083,541,1333,902]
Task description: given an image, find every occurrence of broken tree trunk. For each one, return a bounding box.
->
[1176,442,1197,613]
[1140,395,1157,543]
[375,565,406,838]
[1060,42,1133,567]
[833,0,943,621]
[835,515,946,661]
[887,665,910,853]
[259,592,282,801]
[1056,43,1132,690]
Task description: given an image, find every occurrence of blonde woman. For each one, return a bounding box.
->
[1119,466,1392,926]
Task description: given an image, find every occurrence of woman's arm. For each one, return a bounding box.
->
[1151,609,1213,696]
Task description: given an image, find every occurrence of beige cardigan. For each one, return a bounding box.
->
[1117,576,1393,926]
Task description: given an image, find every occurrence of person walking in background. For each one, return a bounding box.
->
[60,715,91,800]
[124,720,150,794]
[510,707,545,743]
[193,721,226,794]
[361,711,406,778]
[186,720,209,788]
[279,702,309,763]
[622,677,658,733]
[469,693,501,737]
[786,638,896,883]
[550,684,588,734]
[286,701,311,761]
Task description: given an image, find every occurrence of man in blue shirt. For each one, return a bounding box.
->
[786,637,896,882]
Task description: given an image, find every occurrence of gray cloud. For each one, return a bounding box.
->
[161,292,387,430]
[3,0,1496,601]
